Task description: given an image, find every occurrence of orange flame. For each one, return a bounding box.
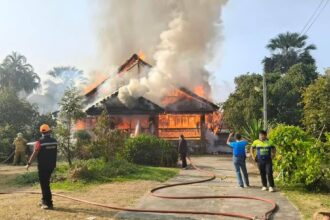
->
[84,74,108,94]
[138,50,146,61]
[194,85,206,98]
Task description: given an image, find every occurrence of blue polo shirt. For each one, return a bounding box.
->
[229,140,248,157]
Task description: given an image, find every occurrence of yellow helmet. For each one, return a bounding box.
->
[40,124,51,133]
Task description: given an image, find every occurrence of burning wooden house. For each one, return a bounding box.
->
[79,54,222,151]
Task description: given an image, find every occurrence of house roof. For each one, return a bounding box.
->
[84,54,219,115]
[86,90,164,115]
[84,54,150,98]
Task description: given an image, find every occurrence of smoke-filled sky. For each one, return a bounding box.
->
[0,0,329,103]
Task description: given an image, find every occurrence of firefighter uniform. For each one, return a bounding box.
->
[35,134,58,208]
[13,134,27,165]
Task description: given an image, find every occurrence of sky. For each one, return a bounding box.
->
[0,0,329,102]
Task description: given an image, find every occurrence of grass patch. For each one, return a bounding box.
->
[12,159,179,191]
[279,184,330,219]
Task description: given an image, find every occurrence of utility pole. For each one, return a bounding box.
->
[263,73,267,130]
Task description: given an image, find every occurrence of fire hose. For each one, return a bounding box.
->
[0,157,277,220]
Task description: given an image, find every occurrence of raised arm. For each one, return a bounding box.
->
[226,132,234,146]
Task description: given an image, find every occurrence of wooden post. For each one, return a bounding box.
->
[200,114,206,153]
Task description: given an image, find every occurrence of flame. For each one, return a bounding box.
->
[194,85,206,98]
[138,50,146,61]
[158,114,201,139]
[84,74,108,94]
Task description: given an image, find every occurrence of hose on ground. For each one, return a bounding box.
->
[0,157,277,220]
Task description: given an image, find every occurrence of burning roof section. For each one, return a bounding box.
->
[84,54,219,114]
[86,90,163,115]
[85,54,151,99]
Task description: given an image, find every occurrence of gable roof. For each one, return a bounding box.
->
[85,54,151,98]
[162,88,219,113]
[86,90,164,115]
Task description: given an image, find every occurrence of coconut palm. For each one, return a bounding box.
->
[0,52,40,94]
[262,32,316,73]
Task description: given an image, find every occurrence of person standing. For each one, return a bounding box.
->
[26,124,58,209]
[178,134,188,169]
[13,133,27,165]
[251,130,276,192]
[226,132,250,188]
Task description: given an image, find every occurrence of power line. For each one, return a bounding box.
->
[300,0,325,34]
[300,0,329,35]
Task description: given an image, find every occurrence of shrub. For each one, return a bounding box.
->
[74,130,92,159]
[14,171,39,185]
[89,112,128,161]
[123,134,178,167]
[68,159,139,182]
[269,125,330,191]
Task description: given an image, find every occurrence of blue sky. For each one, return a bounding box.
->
[0,0,329,102]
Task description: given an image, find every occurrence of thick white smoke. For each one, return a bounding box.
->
[27,67,86,113]
[94,0,227,106]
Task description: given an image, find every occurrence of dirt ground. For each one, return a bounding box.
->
[0,164,161,220]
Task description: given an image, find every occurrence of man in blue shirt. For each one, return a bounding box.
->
[226,132,250,188]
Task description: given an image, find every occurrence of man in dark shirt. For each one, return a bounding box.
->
[178,134,188,169]
[227,132,250,188]
[26,124,58,209]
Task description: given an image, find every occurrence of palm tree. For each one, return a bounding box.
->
[262,32,316,73]
[0,52,40,94]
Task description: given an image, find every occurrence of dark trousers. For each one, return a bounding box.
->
[180,153,187,168]
[257,159,275,187]
[233,156,249,187]
[38,169,54,206]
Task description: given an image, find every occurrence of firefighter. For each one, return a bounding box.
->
[26,124,58,209]
[178,134,188,169]
[13,133,27,165]
[251,130,276,192]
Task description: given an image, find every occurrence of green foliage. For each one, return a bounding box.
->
[268,64,318,125]
[223,63,318,128]
[74,130,92,159]
[13,159,179,189]
[56,86,85,166]
[262,32,316,73]
[123,134,178,167]
[302,75,330,136]
[269,125,330,191]
[14,171,39,185]
[0,89,37,131]
[242,119,263,142]
[222,73,263,129]
[0,52,40,94]
[0,124,16,158]
[88,112,128,161]
[30,113,57,140]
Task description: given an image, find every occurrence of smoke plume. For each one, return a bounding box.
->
[94,0,227,106]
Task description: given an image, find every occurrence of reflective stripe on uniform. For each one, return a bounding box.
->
[40,142,58,146]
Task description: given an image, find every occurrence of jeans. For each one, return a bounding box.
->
[257,158,275,187]
[38,169,54,207]
[233,156,249,187]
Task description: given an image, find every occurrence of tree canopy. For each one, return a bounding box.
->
[262,32,316,73]
[0,52,40,94]
[302,74,330,136]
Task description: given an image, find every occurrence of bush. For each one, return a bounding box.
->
[89,112,128,161]
[74,130,92,159]
[269,125,330,191]
[123,134,178,167]
[14,171,39,185]
[68,159,138,182]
